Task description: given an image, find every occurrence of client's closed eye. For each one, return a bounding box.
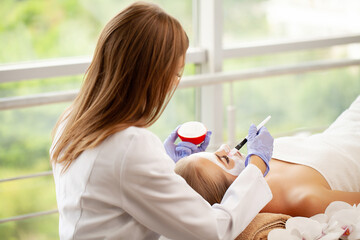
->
[215,154,229,164]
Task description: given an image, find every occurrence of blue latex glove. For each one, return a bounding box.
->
[244,124,273,176]
[164,126,212,163]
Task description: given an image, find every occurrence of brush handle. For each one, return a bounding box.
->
[234,116,271,150]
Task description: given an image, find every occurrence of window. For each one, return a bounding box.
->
[1,0,359,238]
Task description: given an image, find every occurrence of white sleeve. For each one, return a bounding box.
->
[118,130,272,240]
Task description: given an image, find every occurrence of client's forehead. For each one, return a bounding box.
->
[189,152,226,170]
[189,152,217,162]
[183,153,217,168]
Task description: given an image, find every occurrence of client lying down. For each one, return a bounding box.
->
[175,95,360,218]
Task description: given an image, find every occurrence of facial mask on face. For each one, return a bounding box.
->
[219,144,246,176]
[227,149,246,176]
[195,148,246,176]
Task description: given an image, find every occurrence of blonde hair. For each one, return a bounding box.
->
[51,2,189,171]
[175,158,233,205]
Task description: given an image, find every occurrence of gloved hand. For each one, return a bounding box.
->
[245,124,273,176]
[164,126,212,163]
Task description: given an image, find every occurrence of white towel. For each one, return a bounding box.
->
[272,95,360,192]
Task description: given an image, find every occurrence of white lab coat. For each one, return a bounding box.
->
[51,126,272,240]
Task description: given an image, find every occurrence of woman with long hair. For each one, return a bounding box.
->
[50,2,273,239]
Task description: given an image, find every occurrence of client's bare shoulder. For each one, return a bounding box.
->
[261,159,331,217]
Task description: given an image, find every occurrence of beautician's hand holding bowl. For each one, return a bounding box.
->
[164,121,212,162]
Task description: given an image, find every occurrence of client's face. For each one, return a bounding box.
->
[185,144,246,183]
